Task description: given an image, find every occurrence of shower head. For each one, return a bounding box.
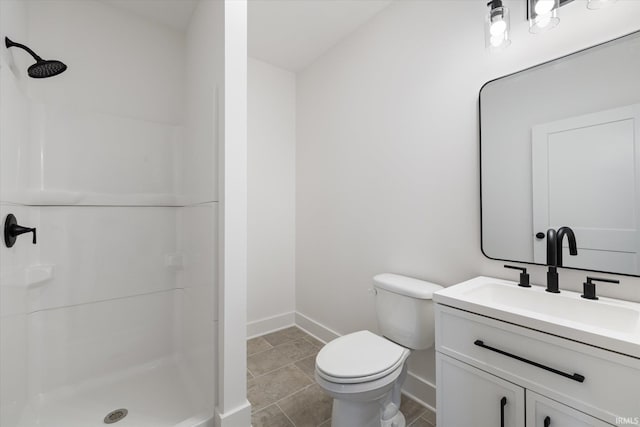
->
[5,37,67,78]
[27,60,67,79]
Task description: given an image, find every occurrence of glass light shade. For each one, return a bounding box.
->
[534,0,555,15]
[485,5,511,51]
[528,0,559,34]
[587,0,617,9]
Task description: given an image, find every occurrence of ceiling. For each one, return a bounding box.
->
[101,0,393,72]
[102,0,198,31]
[248,0,393,72]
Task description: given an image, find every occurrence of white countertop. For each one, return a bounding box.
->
[433,276,640,359]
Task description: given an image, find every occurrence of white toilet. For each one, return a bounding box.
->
[315,273,442,427]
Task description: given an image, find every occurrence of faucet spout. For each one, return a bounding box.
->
[556,226,578,267]
[546,228,557,266]
[546,228,560,293]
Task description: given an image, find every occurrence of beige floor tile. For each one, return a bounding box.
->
[420,407,437,426]
[251,404,295,427]
[248,339,317,376]
[248,347,291,376]
[302,334,325,348]
[294,353,317,379]
[318,419,331,427]
[247,370,254,380]
[248,365,313,411]
[248,336,273,356]
[409,417,435,427]
[278,384,333,427]
[276,339,317,362]
[263,326,308,346]
[400,394,427,425]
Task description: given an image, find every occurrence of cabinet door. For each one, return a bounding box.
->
[436,352,525,427]
[526,391,614,427]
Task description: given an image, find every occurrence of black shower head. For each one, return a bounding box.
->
[27,60,67,79]
[5,37,67,79]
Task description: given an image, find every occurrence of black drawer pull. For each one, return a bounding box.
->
[474,340,585,383]
[544,416,551,427]
[500,397,507,427]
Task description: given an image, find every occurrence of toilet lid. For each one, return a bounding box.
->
[316,331,409,383]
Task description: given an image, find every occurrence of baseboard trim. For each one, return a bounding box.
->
[293,311,437,411]
[294,312,340,344]
[402,372,437,421]
[214,400,251,427]
[246,312,295,339]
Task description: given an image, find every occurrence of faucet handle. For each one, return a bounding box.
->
[504,265,531,288]
[4,214,37,248]
[581,276,619,300]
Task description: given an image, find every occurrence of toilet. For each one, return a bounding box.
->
[315,273,442,427]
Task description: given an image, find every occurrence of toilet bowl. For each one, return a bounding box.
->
[315,330,411,427]
[315,274,442,427]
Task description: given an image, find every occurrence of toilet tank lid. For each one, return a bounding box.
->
[373,273,443,299]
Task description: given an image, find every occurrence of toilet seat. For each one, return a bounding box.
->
[316,331,410,384]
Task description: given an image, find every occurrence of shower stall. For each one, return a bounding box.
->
[0,1,248,426]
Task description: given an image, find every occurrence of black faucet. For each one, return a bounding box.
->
[556,226,578,267]
[546,226,578,293]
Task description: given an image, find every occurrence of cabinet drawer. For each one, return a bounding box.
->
[435,304,640,424]
[526,391,613,427]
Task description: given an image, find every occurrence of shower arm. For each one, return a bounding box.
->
[5,37,43,62]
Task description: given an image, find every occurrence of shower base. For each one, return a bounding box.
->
[17,359,213,427]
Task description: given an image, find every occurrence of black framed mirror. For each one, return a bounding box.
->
[480,30,640,276]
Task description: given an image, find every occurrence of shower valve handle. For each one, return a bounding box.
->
[11,224,37,244]
[4,214,37,247]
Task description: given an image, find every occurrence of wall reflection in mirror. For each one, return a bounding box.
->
[480,30,640,276]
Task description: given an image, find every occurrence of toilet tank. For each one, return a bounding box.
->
[373,273,443,350]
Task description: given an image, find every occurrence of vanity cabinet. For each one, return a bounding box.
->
[435,303,640,427]
[437,353,525,427]
[526,391,612,427]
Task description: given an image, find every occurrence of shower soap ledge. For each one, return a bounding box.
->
[26,264,54,288]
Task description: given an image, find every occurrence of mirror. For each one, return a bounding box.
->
[480,30,640,276]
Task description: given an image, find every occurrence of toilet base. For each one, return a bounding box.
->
[332,398,382,427]
[383,412,406,427]
[328,363,409,427]
[331,399,407,427]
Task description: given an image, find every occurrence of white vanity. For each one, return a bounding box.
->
[433,277,640,427]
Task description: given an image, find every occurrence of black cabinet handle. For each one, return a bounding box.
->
[500,396,507,427]
[544,416,551,427]
[474,340,585,383]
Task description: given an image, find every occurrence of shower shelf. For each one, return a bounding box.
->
[26,264,54,288]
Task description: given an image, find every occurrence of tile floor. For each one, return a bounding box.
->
[247,326,436,427]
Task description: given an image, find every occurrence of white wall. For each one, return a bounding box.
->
[296,0,640,408]
[247,58,296,335]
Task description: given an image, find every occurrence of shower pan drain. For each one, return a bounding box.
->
[104,408,128,424]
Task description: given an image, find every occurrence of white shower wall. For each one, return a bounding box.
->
[0,1,219,425]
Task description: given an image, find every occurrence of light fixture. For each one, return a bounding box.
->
[587,0,617,9]
[485,0,511,50]
[484,0,619,53]
[528,0,560,33]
